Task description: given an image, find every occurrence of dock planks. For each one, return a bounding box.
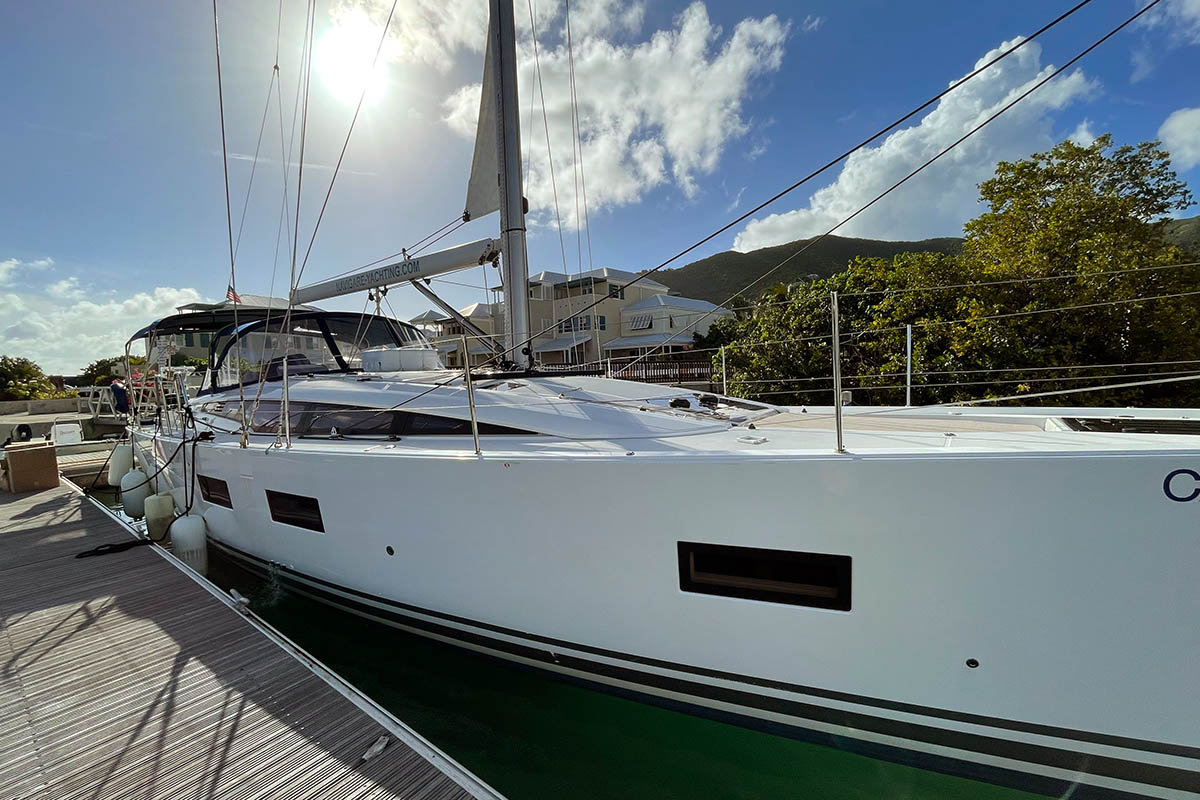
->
[0,485,500,800]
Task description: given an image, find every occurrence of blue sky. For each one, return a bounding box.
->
[2,0,1198,373]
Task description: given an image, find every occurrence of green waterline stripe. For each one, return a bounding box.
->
[211,539,1198,795]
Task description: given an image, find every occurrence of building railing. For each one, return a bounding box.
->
[610,360,713,384]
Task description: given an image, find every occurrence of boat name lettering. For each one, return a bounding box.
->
[1162,468,1200,503]
[332,260,421,294]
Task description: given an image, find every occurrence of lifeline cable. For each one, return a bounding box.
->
[485,0,1104,366]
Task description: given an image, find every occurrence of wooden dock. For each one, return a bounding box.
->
[0,485,503,800]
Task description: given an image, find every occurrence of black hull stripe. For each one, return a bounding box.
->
[207,539,1200,762]
[213,541,1198,794]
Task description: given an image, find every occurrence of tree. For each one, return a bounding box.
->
[963,135,1193,275]
[709,136,1200,408]
[0,356,57,401]
[77,355,147,386]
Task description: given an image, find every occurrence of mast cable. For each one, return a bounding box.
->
[566,0,594,273]
[259,0,1123,430]
[210,0,247,441]
[279,0,317,448]
[613,0,1165,372]
[315,215,463,285]
[294,0,401,287]
[486,0,1102,367]
[232,70,279,264]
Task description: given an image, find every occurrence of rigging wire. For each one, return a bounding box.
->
[485,0,1102,365]
[279,0,318,449]
[294,0,401,287]
[313,215,467,288]
[210,0,248,440]
[565,0,594,272]
[844,287,1200,338]
[743,369,1200,397]
[247,0,292,437]
[720,260,1200,313]
[611,0,1166,371]
[230,0,1151,432]
[526,0,572,281]
[410,218,467,257]
[732,358,1200,385]
[232,69,279,264]
[836,373,1200,410]
[563,0,598,360]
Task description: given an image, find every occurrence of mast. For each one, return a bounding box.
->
[490,0,532,369]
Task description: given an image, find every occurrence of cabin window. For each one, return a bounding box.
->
[404,412,528,436]
[677,542,851,611]
[198,475,232,508]
[242,400,532,437]
[266,489,324,532]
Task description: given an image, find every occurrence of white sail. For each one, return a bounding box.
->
[463,21,500,222]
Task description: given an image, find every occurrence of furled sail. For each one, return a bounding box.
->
[463,21,500,222]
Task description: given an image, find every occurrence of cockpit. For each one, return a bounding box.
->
[206,311,437,393]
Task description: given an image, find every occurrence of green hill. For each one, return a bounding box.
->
[652,234,963,306]
[1165,215,1200,254]
[654,214,1200,306]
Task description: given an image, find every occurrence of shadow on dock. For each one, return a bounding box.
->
[0,486,494,800]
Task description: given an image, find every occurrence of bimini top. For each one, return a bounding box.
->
[206,310,430,394]
[126,308,294,344]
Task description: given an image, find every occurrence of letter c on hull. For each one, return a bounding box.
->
[1163,468,1200,502]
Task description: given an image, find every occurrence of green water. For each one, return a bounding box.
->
[202,549,1043,800]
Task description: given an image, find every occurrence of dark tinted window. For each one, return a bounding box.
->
[198,475,232,508]
[223,400,532,437]
[266,490,324,532]
[678,542,851,611]
[407,413,473,435]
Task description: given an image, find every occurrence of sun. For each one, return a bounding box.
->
[314,9,391,107]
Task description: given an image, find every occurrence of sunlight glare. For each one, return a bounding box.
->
[315,9,392,107]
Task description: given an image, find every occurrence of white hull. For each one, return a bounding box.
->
[133,417,1200,799]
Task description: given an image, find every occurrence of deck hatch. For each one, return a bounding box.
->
[197,475,233,508]
[266,489,325,532]
[678,542,851,611]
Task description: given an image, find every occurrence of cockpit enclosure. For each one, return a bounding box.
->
[208,311,435,394]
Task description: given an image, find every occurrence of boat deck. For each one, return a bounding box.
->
[0,485,501,800]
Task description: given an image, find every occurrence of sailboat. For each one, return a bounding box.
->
[125,1,1200,796]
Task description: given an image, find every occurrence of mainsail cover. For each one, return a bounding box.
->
[463,20,500,221]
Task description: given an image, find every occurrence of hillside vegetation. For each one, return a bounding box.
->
[656,214,1198,306]
[1164,215,1200,254]
[693,136,1200,408]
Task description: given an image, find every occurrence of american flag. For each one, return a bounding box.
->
[226,283,242,304]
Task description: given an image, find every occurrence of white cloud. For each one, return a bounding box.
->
[47,276,87,300]
[725,185,747,213]
[1068,118,1097,146]
[1138,0,1200,44]
[0,284,204,374]
[1158,106,1200,171]
[0,256,53,285]
[439,1,789,226]
[733,38,1095,252]
[569,0,646,37]
[336,0,489,72]
[342,0,649,71]
[1132,0,1200,80]
[801,15,824,33]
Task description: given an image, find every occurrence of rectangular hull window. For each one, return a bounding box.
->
[266,490,325,532]
[678,542,851,611]
[198,475,232,508]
